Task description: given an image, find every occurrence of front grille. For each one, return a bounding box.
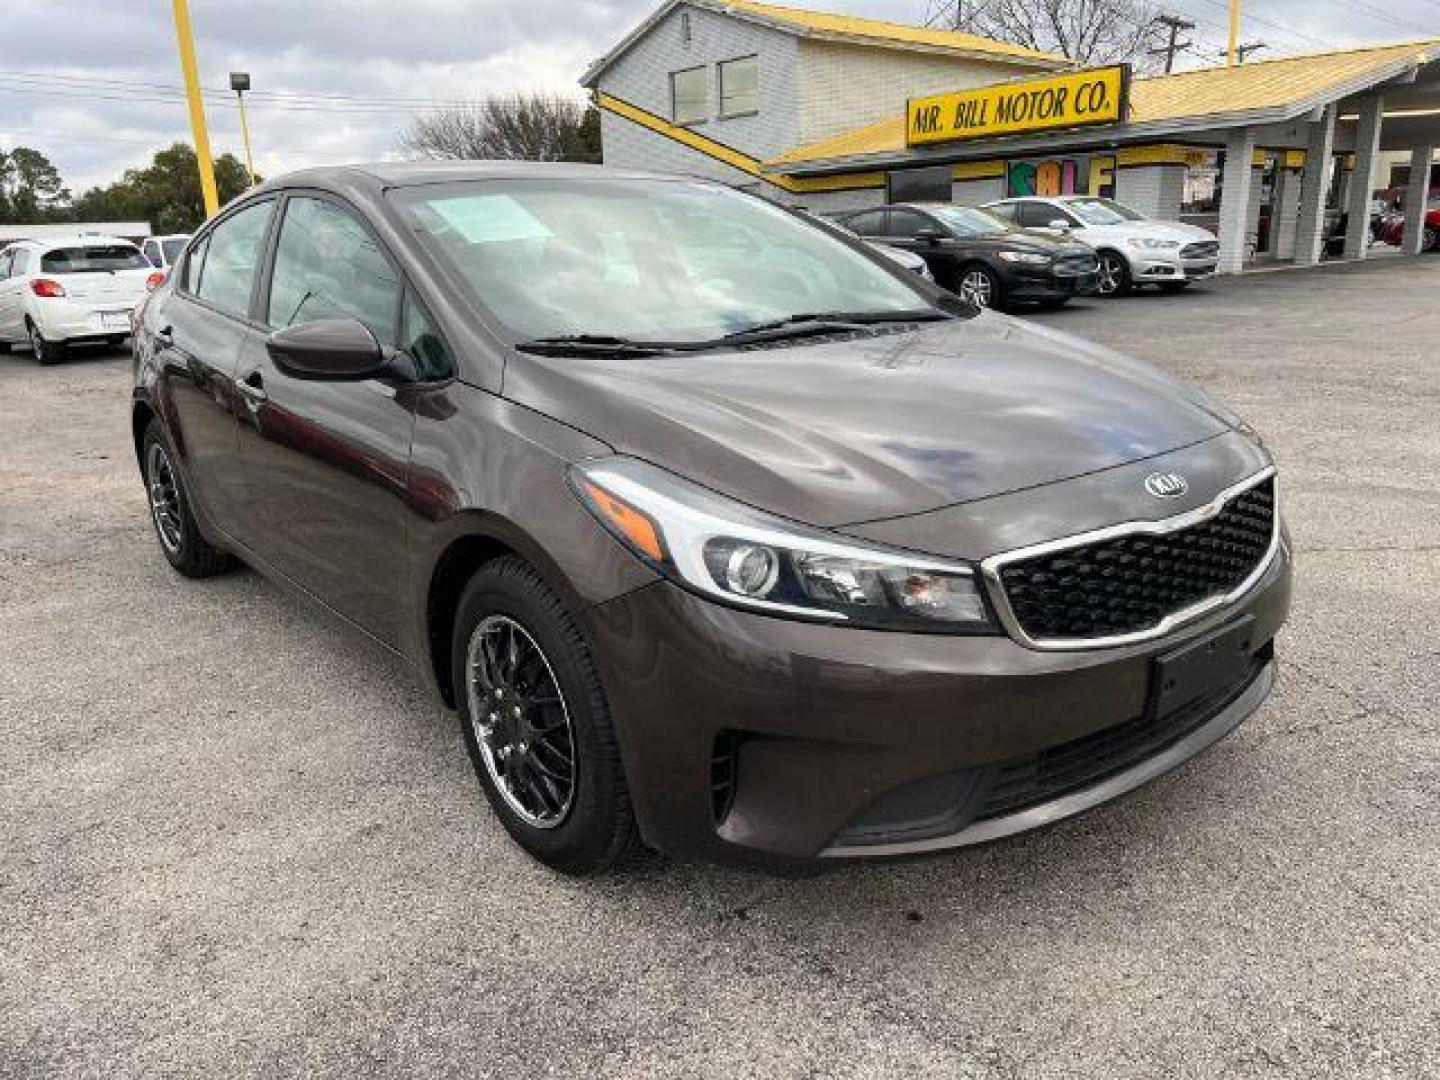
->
[997,477,1275,643]
[1181,240,1219,260]
[1055,254,1098,276]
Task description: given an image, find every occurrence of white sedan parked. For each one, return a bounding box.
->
[984,195,1219,296]
[0,235,156,364]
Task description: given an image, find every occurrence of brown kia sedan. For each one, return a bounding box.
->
[131,163,1290,874]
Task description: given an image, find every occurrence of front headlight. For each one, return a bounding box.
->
[996,250,1052,265]
[571,457,994,633]
[1126,237,1181,250]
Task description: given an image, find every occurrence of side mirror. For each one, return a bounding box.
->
[914,227,944,244]
[265,318,389,381]
[1048,219,1073,232]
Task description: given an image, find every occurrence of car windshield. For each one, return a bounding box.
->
[926,205,1017,236]
[41,244,149,273]
[1067,198,1146,225]
[161,238,189,263]
[391,178,932,345]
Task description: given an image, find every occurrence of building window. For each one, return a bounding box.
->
[718,55,758,117]
[671,66,707,124]
[680,10,691,46]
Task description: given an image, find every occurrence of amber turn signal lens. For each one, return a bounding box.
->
[579,478,666,561]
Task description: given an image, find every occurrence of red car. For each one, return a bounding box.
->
[1378,197,1440,251]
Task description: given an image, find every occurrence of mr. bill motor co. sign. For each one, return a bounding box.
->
[907,65,1130,146]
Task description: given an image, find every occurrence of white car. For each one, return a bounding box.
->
[140,234,192,272]
[0,235,156,364]
[984,195,1219,296]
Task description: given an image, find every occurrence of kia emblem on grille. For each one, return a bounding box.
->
[1144,472,1189,498]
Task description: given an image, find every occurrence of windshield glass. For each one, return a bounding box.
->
[926,205,1016,236]
[1067,198,1146,225]
[161,238,189,264]
[391,179,930,344]
[41,244,149,273]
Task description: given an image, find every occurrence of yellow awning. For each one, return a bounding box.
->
[769,40,1440,168]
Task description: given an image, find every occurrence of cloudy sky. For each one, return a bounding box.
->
[4,0,1437,192]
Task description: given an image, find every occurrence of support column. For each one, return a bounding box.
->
[1344,95,1384,259]
[1273,161,1302,260]
[1217,126,1258,275]
[1295,106,1336,266]
[1401,144,1435,254]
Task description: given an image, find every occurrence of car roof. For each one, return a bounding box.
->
[253,160,691,195]
[12,234,139,252]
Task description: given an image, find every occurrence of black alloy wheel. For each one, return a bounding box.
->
[1095,252,1132,297]
[141,420,236,578]
[452,556,638,874]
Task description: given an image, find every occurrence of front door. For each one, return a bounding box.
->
[231,192,416,646]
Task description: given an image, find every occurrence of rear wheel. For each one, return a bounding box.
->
[452,556,638,874]
[955,265,1002,310]
[1095,252,1131,297]
[141,420,236,578]
[27,320,63,365]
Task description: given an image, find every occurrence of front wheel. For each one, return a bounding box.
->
[141,420,236,578]
[955,265,1002,310]
[27,320,63,365]
[1095,252,1132,297]
[452,556,638,875]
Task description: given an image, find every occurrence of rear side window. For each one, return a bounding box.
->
[195,199,274,317]
[884,210,929,238]
[41,244,149,273]
[845,210,888,237]
[267,196,400,346]
[987,203,1017,222]
[161,238,188,265]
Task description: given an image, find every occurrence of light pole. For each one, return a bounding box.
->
[230,72,256,186]
[171,0,218,217]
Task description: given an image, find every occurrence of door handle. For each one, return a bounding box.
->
[235,370,267,410]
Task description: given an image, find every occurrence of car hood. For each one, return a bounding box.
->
[503,312,1233,528]
[1076,219,1215,244]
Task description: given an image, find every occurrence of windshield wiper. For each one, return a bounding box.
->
[707,308,953,347]
[514,334,676,358]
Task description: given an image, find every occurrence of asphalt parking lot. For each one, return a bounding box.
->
[2,256,1438,1078]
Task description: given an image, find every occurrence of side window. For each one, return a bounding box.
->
[195,199,274,317]
[142,240,159,266]
[845,210,889,238]
[885,210,929,238]
[987,203,1018,222]
[267,196,400,346]
[1019,202,1072,228]
[182,233,211,294]
[401,292,455,382]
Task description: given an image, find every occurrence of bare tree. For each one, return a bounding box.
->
[400,93,601,163]
[943,0,1165,70]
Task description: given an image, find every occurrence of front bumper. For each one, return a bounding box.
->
[581,541,1291,871]
[1129,253,1217,283]
[1006,266,1100,300]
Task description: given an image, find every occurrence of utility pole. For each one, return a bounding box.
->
[171,0,218,218]
[230,72,256,186]
[1150,14,1196,74]
[1227,0,1241,66]
[1235,40,1267,63]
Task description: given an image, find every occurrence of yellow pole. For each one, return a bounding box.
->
[1228,0,1241,67]
[236,91,256,186]
[171,0,219,217]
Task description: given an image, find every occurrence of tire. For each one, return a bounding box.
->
[451,556,638,875]
[954,264,1002,310]
[1095,251,1132,297]
[1424,225,1439,253]
[27,320,63,366]
[1157,281,1190,294]
[141,419,236,578]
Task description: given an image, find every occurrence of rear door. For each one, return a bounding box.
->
[154,197,277,533]
[230,191,420,645]
[884,209,960,280]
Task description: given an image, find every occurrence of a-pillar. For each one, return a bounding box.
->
[1343,95,1384,259]
[1217,126,1258,275]
[1295,105,1337,267]
[1401,144,1435,254]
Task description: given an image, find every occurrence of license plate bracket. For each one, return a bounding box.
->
[1148,615,1258,719]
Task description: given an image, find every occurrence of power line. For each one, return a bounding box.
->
[1150,13,1197,72]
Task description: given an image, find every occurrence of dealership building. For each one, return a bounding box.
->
[582,0,1440,273]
